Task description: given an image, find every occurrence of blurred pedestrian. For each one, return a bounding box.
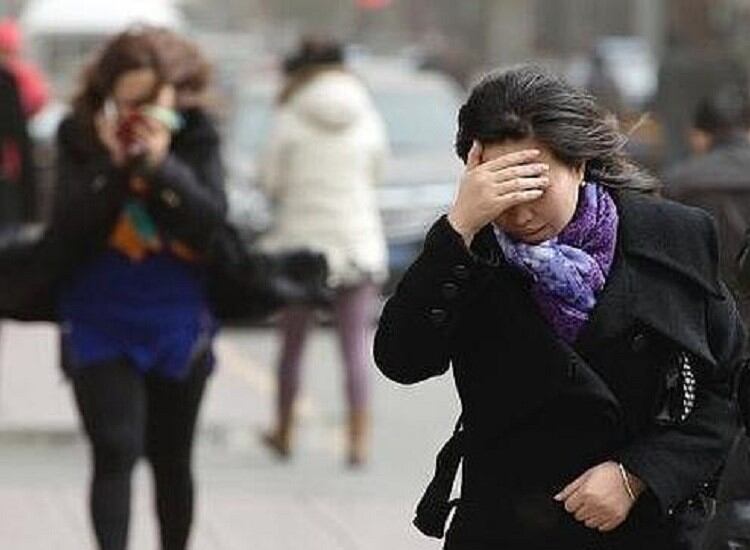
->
[664,85,750,323]
[374,65,745,549]
[0,18,49,118]
[653,29,748,166]
[259,37,388,467]
[0,62,34,226]
[585,51,624,118]
[54,27,225,550]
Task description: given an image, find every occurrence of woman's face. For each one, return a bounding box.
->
[112,68,159,115]
[484,138,584,244]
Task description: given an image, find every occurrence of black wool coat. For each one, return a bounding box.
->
[0,109,228,322]
[0,66,35,225]
[0,110,328,324]
[52,109,227,258]
[374,191,746,550]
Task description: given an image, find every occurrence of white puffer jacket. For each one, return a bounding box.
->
[259,69,389,288]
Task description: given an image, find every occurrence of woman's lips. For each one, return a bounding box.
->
[517,225,547,239]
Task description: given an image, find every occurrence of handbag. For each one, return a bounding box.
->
[654,350,698,425]
[207,222,331,321]
[0,220,331,324]
[0,223,65,321]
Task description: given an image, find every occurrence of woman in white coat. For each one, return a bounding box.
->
[260,38,388,466]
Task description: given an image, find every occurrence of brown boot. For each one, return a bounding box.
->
[261,406,294,460]
[347,408,369,468]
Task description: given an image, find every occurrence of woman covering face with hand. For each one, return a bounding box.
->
[53,27,225,550]
[374,65,745,549]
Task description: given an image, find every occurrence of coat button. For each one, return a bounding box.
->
[452,264,470,280]
[567,362,576,379]
[630,332,648,353]
[428,308,448,326]
[442,282,460,300]
[91,175,107,192]
[161,188,182,208]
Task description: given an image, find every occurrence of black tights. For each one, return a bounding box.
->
[72,359,209,550]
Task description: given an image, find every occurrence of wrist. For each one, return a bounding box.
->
[618,463,645,502]
[447,211,476,247]
[626,471,646,498]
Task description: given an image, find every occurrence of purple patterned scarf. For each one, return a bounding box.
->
[494,183,619,343]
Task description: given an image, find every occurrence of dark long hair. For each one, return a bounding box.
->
[455,65,657,191]
[72,26,211,146]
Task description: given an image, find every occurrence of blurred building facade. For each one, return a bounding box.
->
[5,0,750,170]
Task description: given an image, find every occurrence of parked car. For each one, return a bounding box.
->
[224,56,464,293]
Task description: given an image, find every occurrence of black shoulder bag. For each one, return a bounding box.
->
[413,414,464,538]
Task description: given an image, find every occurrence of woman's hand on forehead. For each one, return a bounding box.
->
[481,148,542,171]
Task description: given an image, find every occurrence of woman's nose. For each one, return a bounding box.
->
[508,205,534,228]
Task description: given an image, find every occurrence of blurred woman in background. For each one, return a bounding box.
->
[55,27,225,550]
[260,38,388,467]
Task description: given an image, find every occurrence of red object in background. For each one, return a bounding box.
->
[0,18,49,117]
[0,18,21,54]
[4,59,49,117]
[357,0,392,10]
[1,139,22,185]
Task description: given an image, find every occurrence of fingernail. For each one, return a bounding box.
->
[553,493,563,501]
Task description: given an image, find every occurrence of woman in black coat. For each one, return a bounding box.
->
[53,28,225,550]
[374,65,746,550]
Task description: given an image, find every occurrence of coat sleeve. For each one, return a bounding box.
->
[373,216,490,385]
[144,116,227,251]
[617,282,746,513]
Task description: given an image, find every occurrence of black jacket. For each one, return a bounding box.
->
[700,432,750,550]
[0,109,226,322]
[0,66,34,225]
[52,109,226,257]
[0,110,328,323]
[374,191,745,549]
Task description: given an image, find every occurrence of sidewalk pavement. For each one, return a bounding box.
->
[0,321,459,549]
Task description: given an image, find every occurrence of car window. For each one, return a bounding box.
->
[371,88,458,151]
[231,95,273,156]
[230,82,459,155]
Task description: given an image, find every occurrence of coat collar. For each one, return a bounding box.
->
[470,190,722,298]
[614,190,723,298]
[470,190,723,366]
